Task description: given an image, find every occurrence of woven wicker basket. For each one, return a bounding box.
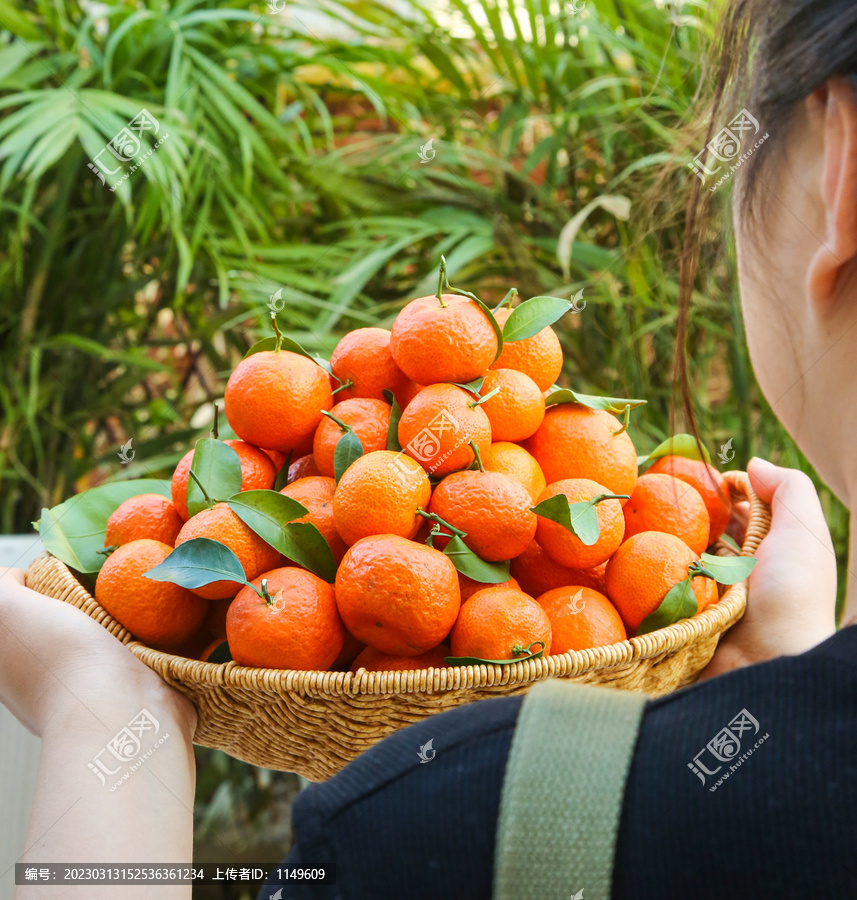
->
[25,469,768,780]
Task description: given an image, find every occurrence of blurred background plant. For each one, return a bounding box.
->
[0,0,848,889]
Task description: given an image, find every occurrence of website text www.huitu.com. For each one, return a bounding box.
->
[708,732,770,792]
[709,133,770,193]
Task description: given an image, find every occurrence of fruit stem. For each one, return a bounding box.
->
[613,405,631,436]
[321,410,352,434]
[270,312,284,352]
[187,468,215,510]
[331,377,353,396]
[260,578,275,605]
[416,507,467,539]
[510,640,545,658]
[468,385,501,409]
[468,439,485,472]
[689,560,717,580]
[495,288,518,311]
[96,546,116,557]
[591,493,631,504]
[212,402,220,440]
[436,257,448,307]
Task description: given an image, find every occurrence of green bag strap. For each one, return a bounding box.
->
[493,679,648,900]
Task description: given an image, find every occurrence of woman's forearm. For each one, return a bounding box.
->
[16,680,196,900]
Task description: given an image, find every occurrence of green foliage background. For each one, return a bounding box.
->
[1,0,847,580]
[0,0,849,882]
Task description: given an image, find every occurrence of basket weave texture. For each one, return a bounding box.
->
[25,470,769,780]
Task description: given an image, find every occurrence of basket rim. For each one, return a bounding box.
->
[26,469,770,698]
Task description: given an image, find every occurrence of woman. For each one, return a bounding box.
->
[3,0,855,896]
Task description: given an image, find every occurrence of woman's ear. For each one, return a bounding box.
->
[807,78,857,313]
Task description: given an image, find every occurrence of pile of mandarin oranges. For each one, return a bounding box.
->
[92,271,735,674]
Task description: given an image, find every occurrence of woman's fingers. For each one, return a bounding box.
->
[702,458,837,679]
[747,457,835,553]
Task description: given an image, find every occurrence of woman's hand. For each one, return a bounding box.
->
[2,568,198,898]
[701,457,838,679]
[0,567,195,737]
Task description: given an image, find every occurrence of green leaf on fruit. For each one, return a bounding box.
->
[226,490,337,583]
[693,553,757,585]
[383,389,403,451]
[36,479,172,574]
[144,537,248,589]
[445,641,546,667]
[187,436,243,517]
[244,336,277,358]
[531,495,602,546]
[502,295,572,342]
[282,522,338,583]
[442,534,511,583]
[452,377,485,394]
[636,433,712,467]
[334,430,364,483]
[243,335,332,374]
[636,576,698,635]
[545,388,647,416]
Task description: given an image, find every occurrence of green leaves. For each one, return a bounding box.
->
[637,433,712,467]
[532,495,599,545]
[280,522,338,584]
[636,576,698,635]
[146,489,341,594]
[187,436,242,517]
[383,389,403,451]
[445,641,546,667]
[693,553,757,585]
[243,334,333,374]
[637,553,758,635]
[452,377,485,393]
[531,493,628,546]
[443,535,511,583]
[545,389,647,416]
[334,430,364,483]
[144,537,248,590]
[36,479,171,574]
[226,489,337,583]
[501,295,575,342]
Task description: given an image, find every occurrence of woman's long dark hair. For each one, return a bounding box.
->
[675,1,857,441]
